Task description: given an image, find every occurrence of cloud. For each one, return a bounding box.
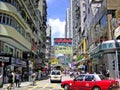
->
[48,18,65,45]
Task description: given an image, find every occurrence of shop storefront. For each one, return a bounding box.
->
[0,54,11,84]
[90,40,120,78]
[75,57,91,73]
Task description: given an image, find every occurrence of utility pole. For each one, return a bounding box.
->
[115,39,119,79]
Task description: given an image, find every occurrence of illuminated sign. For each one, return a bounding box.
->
[54,38,72,46]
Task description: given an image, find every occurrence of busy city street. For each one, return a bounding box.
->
[2,73,120,90]
[0,0,120,90]
[2,74,72,90]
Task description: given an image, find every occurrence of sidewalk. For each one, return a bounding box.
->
[2,76,49,89]
[3,81,30,89]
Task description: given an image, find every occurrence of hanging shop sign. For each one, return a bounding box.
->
[22,61,26,67]
[11,57,16,64]
[0,57,9,62]
[91,40,120,55]
[54,46,73,54]
[16,59,22,65]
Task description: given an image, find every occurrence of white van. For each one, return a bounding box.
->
[50,70,62,83]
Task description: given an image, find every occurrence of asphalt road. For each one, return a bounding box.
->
[2,74,120,90]
[2,74,72,90]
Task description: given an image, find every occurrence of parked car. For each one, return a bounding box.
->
[50,70,62,83]
[61,73,119,90]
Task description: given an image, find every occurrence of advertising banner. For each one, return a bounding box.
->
[54,38,72,46]
[54,46,72,54]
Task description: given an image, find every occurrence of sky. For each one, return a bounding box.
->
[46,0,69,45]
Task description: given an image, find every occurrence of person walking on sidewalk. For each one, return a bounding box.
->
[7,71,13,90]
[15,72,21,87]
[38,70,42,80]
[12,71,15,85]
[106,70,110,79]
[31,72,36,85]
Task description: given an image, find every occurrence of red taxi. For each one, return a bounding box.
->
[61,74,119,90]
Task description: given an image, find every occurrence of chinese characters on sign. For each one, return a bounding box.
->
[54,38,72,46]
[54,46,72,54]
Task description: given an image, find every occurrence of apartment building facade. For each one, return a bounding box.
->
[67,0,120,77]
[87,0,120,78]
[0,0,47,83]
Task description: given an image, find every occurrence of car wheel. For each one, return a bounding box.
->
[64,85,70,90]
[92,87,101,90]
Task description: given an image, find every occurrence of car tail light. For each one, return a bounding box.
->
[110,81,119,87]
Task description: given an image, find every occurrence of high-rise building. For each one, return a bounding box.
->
[0,0,47,82]
[45,25,51,62]
[68,0,87,61]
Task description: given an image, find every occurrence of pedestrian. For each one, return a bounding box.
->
[69,71,73,78]
[24,71,28,81]
[15,72,20,87]
[31,72,36,85]
[7,71,13,90]
[101,64,107,77]
[38,70,42,80]
[106,70,110,79]
[12,71,15,84]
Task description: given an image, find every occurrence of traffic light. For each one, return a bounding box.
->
[112,60,115,70]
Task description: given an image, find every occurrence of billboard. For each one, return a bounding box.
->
[54,46,72,54]
[54,38,72,46]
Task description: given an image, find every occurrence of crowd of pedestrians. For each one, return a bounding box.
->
[6,68,49,90]
[7,71,21,90]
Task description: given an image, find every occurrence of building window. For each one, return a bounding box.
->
[0,13,29,40]
[2,14,6,23]
[100,13,107,30]
[0,15,2,23]
[4,45,8,53]
[9,47,14,56]
[16,51,19,58]
[16,50,22,58]
[1,0,19,8]
[6,15,9,25]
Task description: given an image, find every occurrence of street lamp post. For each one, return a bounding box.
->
[114,39,119,79]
